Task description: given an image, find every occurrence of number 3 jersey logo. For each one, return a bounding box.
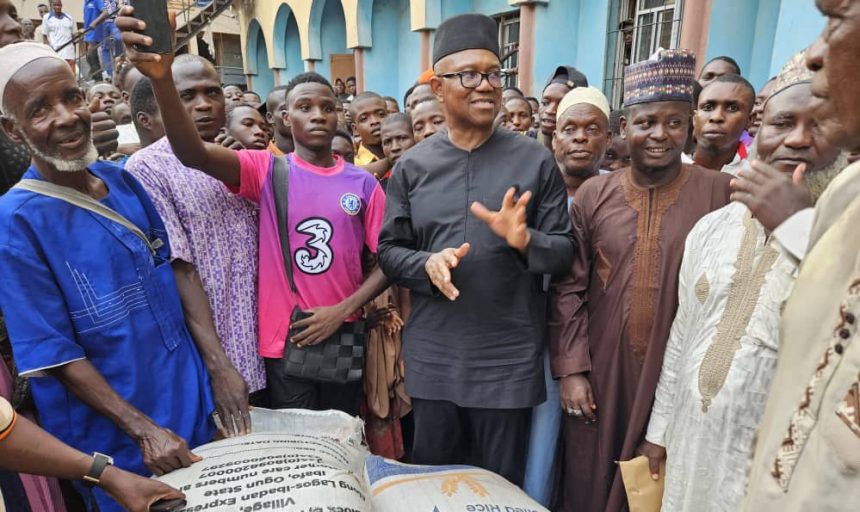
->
[294,217,334,275]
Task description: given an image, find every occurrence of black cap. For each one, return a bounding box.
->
[543,66,589,92]
[433,14,500,66]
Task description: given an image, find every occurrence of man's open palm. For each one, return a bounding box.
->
[471,187,532,252]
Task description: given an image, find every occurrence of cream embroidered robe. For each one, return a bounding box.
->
[743,160,860,511]
[646,202,797,512]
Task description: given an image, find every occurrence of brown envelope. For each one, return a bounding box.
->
[618,455,665,512]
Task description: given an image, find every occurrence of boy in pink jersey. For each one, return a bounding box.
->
[124,18,390,415]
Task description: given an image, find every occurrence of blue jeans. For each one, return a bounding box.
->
[98,22,123,78]
[522,349,562,506]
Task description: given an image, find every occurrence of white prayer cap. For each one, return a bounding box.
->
[0,42,68,113]
[556,86,611,124]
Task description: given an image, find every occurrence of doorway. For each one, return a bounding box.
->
[330,53,356,87]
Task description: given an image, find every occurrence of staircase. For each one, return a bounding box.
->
[170,0,237,50]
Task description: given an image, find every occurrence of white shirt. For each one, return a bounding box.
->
[116,123,140,146]
[772,208,814,261]
[42,12,76,60]
[682,150,746,175]
[646,202,797,512]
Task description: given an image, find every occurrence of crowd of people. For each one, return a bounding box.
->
[0,0,859,511]
[12,0,124,82]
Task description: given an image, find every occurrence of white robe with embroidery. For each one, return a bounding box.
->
[645,202,797,512]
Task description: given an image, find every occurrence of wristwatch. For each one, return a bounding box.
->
[83,452,114,488]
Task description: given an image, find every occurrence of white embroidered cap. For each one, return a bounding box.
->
[0,42,67,113]
[556,86,611,124]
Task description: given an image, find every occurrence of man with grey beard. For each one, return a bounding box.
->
[0,43,214,512]
[637,52,845,512]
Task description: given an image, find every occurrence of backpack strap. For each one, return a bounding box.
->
[271,155,297,292]
[14,179,161,256]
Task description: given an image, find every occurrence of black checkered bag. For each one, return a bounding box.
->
[282,307,366,383]
[273,156,366,384]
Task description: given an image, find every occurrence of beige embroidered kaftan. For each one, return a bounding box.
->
[646,202,796,512]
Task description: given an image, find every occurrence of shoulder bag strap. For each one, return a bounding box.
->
[13,179,160,256]
[272,156,297,292]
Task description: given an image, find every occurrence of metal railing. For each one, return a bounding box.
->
[65,1,214,85]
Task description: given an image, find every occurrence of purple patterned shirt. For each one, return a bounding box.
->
[126,137,265,392]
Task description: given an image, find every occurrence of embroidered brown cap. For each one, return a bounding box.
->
[623,48,697,106]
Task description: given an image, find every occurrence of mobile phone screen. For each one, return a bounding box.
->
[129,0,173,54]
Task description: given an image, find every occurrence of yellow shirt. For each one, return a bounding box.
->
[355,144,381,166]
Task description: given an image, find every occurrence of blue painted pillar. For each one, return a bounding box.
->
[253,34,274,97]
[768,0,825,77]
[746,0,780,88]
[705,0,759,78]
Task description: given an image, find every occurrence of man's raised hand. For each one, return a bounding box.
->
[115,6,175,80]
[471,187,532,252]
[730,160,812,231]
[424,243,471,301]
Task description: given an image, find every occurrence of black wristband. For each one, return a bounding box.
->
[82,452,114,488]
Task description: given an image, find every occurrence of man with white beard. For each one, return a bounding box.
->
[0,43,214,512]
[638,52,846,512]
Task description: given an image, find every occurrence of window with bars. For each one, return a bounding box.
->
[496,12,520,89]
[633,0,683,62]
[603,0,684,108]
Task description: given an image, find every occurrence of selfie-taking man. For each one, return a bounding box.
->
[126,54,263,427]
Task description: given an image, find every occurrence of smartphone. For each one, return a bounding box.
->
[149,498,187,512]
[129,0,173,54]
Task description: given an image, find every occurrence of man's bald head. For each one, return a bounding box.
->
[406,83,434,112]
[173,53,219,80]
[87,82,122,114]
[266,85,290,138]
[172,53,225,142]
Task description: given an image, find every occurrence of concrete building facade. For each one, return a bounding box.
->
[103,0,824,106]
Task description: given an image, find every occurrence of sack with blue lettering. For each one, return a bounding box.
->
[154,408,371,512]
[365,456,548,512]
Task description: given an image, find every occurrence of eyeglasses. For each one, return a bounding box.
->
[437,71,505,89]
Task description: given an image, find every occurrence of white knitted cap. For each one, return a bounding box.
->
[557,86,611,123]
[0,42,68,113]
